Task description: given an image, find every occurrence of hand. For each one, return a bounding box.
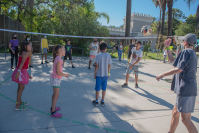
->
[94,74,96,79]
[129,65,133,70]
[164,38,171,48]
[15,72,20,80]
[156,74,164,81]
[65,73,69,78]
[29,75,33,79]
[12,51,15,54]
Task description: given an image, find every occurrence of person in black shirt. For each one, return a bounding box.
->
[126,39,136,68]
[63,40,75,68]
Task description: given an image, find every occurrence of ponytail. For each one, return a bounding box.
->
[53,45,63,62]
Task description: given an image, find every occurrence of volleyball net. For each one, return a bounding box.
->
[0,28,191,61]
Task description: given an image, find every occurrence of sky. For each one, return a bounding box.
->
[94,0,199,27]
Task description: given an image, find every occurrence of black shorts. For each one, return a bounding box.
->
[64,53,72,60]
[128,52,131,59]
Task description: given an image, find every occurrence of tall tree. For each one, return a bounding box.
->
[161,0,166,35]
[195,5,199,35]
[125,0,131,37]
[167,0,196,36]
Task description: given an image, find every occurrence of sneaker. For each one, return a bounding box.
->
[101,101,105,107]
[41,62,43,64]
[50,107,60,112]
[122,83,128,87]
[92,100,98,107]
[125,67,127,69]
[93,64,96,66]
[45,61,49,63]
[135,83,138,88]
[72,65,75,68]
[29,65,33,68]
[51,112,62,118]
[88,67,91,70]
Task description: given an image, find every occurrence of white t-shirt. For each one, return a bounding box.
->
[130,47,143,65]
[90,43,98,55]
[94,53,112,77]
[163,50,167,55]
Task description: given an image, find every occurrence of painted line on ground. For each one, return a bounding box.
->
[0,76,11,85]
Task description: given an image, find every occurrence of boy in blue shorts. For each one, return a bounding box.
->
[93,42,112,107]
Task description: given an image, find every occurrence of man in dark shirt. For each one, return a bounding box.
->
[63,40,75,68]
[126,39,136,68]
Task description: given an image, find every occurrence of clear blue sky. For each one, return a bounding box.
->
[94,0,199,27]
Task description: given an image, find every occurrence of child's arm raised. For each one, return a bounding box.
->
[15,52,29,80]
[56,61,69,77]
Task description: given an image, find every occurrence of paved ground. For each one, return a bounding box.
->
[0,54,199,133]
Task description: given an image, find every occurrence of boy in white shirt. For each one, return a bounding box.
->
[122,41,143,88]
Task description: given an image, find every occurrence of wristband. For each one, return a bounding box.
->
[166,47,170,50]
[18,70,21,72]
[108,73,110,76]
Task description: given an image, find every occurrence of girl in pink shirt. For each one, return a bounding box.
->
[50,45,69,118]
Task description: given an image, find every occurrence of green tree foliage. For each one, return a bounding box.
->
[175,14,199,38]
[0,0,110,48]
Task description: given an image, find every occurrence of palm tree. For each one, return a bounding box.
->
[167,0,196,36]
[161,0,166,34]
[125,0,131,37]
[195,4,199,35]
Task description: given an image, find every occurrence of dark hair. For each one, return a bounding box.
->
[67,40,70,42]
[20,41,30,55]
[25,36,30,41]
[115,44,117,45]
[53,45,64,62]
[99,42,107,50]
[12,34,16,40]
[136,41,141,45]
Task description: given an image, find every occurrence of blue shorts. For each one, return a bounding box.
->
[95,76,108,91]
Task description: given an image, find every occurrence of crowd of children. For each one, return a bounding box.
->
[10,33,198,132]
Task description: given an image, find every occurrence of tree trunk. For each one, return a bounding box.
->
[125,0,131,37]
[161,0,166,35]
[167,0,173,36]
[157,8,162,60]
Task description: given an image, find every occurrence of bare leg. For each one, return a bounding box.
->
[181,113,198,133]
[169,106,180,133]
[135,72,138,84]
[45,53,47,61]
[89,60,92,67]
[15,83,25,109]
[51,87,60,112]
[95,91,99,100]
[102,91,106,101]
[127,61,130,66]
[70,60,74,66]
[125,73,129,84]
[42,54,44,63]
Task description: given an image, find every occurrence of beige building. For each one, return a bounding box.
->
[107,12,157,49]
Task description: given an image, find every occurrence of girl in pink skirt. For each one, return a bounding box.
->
[12,41,33,111]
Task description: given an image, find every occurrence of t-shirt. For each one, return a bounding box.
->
[9,39,19,50]
[51,56,63,79]
[90,43,98,55]
[163,50,167,55]
[130,47,143,65]
[112,46,116,51]
[171,49,197,96]
[94,53,112,77]
[65,44,72,54]
[129,44,135,54]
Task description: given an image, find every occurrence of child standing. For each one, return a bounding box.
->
[118,41,123,61]
[121,41,143,88]
[88,38,99,69]
[12,41,33,111]
[92,42,112,107]
[156,34,198,133]
[63,40,75,68]
[111,44,117,55]
[50,45,69,118]
[163,47,167,63]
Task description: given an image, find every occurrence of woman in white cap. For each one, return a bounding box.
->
[156,33,198,133]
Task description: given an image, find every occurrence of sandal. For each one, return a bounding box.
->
[15,105,28,111]
[22,102,30,106]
